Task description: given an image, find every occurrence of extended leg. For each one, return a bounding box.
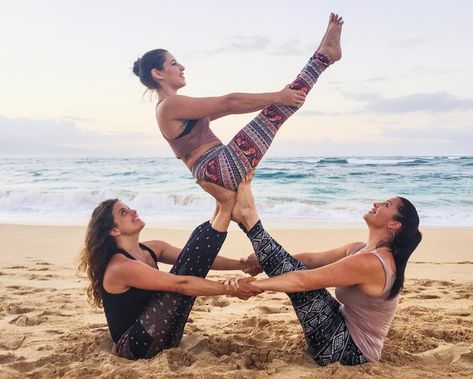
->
[192,14,343,190]
[115,221,227,359]
[245,221,366,366]
[233,175,366,366]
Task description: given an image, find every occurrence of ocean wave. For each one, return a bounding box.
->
[317,158,348,164]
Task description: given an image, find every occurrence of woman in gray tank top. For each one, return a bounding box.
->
[209,174,422,366]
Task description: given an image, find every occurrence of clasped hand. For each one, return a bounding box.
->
[223,276,262,300]
[240,253,263,276]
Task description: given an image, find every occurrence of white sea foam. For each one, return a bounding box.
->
[0,156,472,227]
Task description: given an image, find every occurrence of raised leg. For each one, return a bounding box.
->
[192,14,344,190]
[233,175,366,366]
[115,220,227,360]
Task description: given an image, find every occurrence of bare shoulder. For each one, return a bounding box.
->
[343,241,365,255]
[141,240,166,257]
[374,246,397,273]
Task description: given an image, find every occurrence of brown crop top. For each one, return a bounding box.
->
[162,117,222,160]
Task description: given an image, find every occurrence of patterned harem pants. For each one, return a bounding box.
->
[192,52,331,190]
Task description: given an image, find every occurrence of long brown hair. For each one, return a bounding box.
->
[78,199,119,308]
[387,197,422,299]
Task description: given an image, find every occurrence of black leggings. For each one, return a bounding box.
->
[246,221,368,366]
[115,221,226,360]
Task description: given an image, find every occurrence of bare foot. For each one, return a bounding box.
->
[317,12,343,63]
[232,173,258,230]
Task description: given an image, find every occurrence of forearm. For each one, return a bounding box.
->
[224,92,282,114]
[293,252,325,269]
[210,256,244,271]
[252,271,310,293]
[177,276,229,297]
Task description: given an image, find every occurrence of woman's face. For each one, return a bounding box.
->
[154,52,186,89]
[110,201,145,236]
[363,197,402,229]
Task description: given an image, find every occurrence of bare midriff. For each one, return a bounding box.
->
[182,140,222,170]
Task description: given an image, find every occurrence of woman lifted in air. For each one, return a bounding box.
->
[133,13,343,190]
[200,174,422,366]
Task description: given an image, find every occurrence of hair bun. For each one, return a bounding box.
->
[132,58,141,77]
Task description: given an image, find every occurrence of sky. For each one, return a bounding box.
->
[1,0,472,157]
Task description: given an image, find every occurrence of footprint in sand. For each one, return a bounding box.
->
[0,335,26,350]
[28,267,50,272]
[256,305,291,314]
[413,294,441,300]
[6,304,32,315]
[9,314,47,326]
[27,274,57,280]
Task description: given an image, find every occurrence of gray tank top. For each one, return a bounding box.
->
[335,244,399,362]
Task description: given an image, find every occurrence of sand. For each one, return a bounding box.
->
[0,224,472,378]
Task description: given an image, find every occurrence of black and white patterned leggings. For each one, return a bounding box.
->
[115,221,227,360]
[246,221,368,366]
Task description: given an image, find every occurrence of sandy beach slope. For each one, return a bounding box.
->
[0,224,472,378]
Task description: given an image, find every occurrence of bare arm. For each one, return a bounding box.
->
[144,240,244,270]
[105,256,261,299]
[158,85,305,122]
[293,242,363,269]
[250,253,382,293]
[242,242,363,275]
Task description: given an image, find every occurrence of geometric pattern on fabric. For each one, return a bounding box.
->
[192,53,331,190]
[115,221,227,360]
[246,220,368,366]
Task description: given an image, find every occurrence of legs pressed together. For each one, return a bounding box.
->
[192,14,343,190]
[115,221,227,359]
[244,221,367,366]
[192,52,330,190]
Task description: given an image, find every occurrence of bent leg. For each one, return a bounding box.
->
[245,220,367,366]
[192,53,331,190]
[115,221,227,360]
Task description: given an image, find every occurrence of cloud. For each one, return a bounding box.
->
[382,125,473,141]
[269,38,305,55]
[388,36,429,49]
[343,92,473,113]
[210,35,270,54]
[0,115,159,156]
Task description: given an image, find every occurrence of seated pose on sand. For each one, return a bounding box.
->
[132,13,343,190]
[219,175,422,366]
[78,187,260,360]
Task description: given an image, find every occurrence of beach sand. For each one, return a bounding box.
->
[0,224,472,378]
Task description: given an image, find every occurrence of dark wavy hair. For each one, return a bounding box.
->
[78,199,119,308]
[133,49,168,89]
[386,197,422,299]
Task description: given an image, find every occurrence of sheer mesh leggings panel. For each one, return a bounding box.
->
[115,221,227,359]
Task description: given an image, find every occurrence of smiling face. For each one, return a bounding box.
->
[110,201,145,237]
[363,197,403,231]
[151,52,186,90]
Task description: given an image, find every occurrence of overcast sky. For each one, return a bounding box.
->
[1,0,472,157]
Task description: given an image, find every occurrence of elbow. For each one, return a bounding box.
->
[293,273,316,292]
[175,276,194,296]
[221,93,239,113]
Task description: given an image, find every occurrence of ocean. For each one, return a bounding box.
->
[0,156,472,227]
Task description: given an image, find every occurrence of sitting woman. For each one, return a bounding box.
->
[222,175,422,366]
[78,188,259,360]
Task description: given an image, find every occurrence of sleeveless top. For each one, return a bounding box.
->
[102,243,159,343]
[162,117,222,160]
[335,244,399,362]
